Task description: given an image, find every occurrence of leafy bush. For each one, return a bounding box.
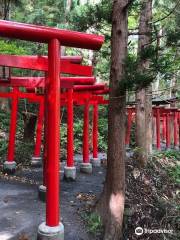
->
[168,165,180,184]
[152,150,180,184]
[82,212,103,236]
[15,141,34,165]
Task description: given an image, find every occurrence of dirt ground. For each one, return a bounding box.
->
[0,152,179,240]
[0,154,106,240]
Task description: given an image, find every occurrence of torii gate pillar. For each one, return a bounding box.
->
[37,39,64,240]
[91,101,101,167]
[64,88,76,180]
[80,100,92,174]
[3,87,19,174]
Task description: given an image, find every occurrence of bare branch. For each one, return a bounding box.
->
[153,2,179,25]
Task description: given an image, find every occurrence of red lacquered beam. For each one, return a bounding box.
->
[93,89,110,95]
[73,84,105,91]
[0,91,43,102]
[0,20,104,50]
[0,55,92,76]
[0,77,96,88]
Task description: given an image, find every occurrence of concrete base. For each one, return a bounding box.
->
[31,156,42,167]
[38,185,46,202]
[174,146,179,150]
[37,222,64,240]
[91,158,101,167]
[64,166,76,181]
[166,147,171,151]
[126,145,131,150]
[3,161,16,174]
[80,163,92,174]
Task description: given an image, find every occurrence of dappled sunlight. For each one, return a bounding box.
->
[0,232,13,240]
[109,192,125,223]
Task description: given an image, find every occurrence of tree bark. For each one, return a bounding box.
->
[23,113,37,143]
[135,0,152,167]
[96,1,129,239]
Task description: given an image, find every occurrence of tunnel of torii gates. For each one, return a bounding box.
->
[0,53,109,178]
[125,106,180,150]
[0,19,105,240]
[0,20,179,240]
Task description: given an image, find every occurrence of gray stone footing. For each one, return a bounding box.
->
[3,161,16,174]
[31,156,42,167]
[80,162,92,174]
[126,145,130,150]
[37,222,64,240]
[91,158,101,167]
[38,185,46,202]
[166,147,171,151]
[174,146,179,150]
[64,166,76,181]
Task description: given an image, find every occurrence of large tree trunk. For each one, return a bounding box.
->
[135,0,152,167]
[96,1,129,239]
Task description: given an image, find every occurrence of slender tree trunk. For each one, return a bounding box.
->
[23,113,37,143]
[135,0,152,167]
[65,0,72,13]
[96,1,129,239]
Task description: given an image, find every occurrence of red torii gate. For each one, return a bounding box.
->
[0,19,104,240]
[0,82,108,189]
[0,51,96,170]
[125,106,180,150]
[0,77,96,168]
[0,56,109,191]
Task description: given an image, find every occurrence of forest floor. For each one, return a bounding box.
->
[0,151,179,240]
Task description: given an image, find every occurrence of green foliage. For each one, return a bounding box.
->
[69,0,112,32]
[82,212,103,236]
[168,165,180,184]
[0,139,7,157]
[120,51,155,91]
[155,150,180,161]
[15,142,34,165]
[152,150,180,184]
[0,40,26,55]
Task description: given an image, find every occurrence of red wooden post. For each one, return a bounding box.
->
[156,107,161,150]
[174,111,179,150]
[38,39,64,239]
[80,100,92,174]
[166,112,171,149]
[3,87,19,173]
[92,101,101,167]
[64,88,76,180]
[38,77,48,202]
[125,108,133,147]
[46,39,60,226]
[162,115,166,141]
[31,99,44,166]
[83,100,90,163]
